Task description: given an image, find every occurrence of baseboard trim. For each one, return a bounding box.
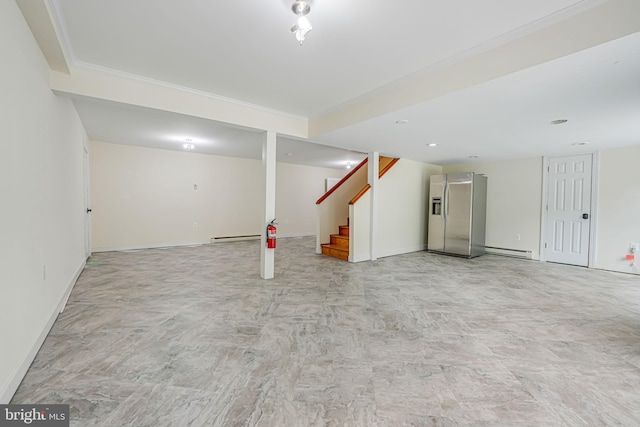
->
[279,232,315,239]
[92,240,213,252]
[93,234,316,252]
[211,232,314,243]
[485,246,533,259]
[0,259,85,404]
[58,260,84,314]
[378,244,428,259]
[593,263,639,275]
[350,253,371,263]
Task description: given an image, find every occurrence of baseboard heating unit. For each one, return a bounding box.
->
[211,235,260,243]
[485,246,533,259]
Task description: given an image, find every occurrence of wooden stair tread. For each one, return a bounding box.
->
[323,219,350,261]
[330,233,349,246]
[321,243,348,250]
[321,243,349,261]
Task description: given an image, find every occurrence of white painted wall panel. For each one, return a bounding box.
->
[350,192,371,262]
[90,140,344,250]
[377,159,442,258]
[0,1,87,402]
[596,146,640,275]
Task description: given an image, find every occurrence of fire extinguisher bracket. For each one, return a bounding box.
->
[267,219,277,249]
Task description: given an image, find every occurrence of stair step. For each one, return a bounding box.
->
[338,225,349,236]
[330,234,349,248]
[321,244,349,261]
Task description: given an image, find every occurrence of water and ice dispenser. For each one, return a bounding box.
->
[431,197,442,216]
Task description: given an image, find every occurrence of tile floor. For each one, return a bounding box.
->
[11,237,640,426]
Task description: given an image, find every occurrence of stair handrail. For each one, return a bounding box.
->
[316,157,368,205]
[349,158,400,205]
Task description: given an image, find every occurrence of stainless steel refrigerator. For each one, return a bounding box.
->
[428,172,487,258]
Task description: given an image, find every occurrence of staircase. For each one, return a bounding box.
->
[321,223,349,261]
[317,156,400,262]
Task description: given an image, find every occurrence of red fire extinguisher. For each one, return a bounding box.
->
[267,219,277,249]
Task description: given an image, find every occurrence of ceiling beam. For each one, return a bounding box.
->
[19,0,307,137]
[51,66,308,138]
[15,0,69,73]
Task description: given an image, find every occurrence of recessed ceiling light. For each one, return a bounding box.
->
[395,120,409,125]
[427,143,438,147]
[572,141,590,146]
[287,152,294,156]
[468,155,479,159]
[550,119,568,125]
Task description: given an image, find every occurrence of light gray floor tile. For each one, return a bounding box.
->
[11,236,640,426]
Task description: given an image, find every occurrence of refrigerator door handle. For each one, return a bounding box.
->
[443,182,449,221]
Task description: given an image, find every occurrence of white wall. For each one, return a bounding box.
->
[596,146,640,275]
[350,191,371,262]
[443,157,544,259]
[277,162,345,237]
[90,140,344,250]
[0,2,87,403]
[378,159,442,258]
[348,159,442,262]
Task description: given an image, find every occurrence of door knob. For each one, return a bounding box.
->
[86,208,92,213]
[582,213,589,219]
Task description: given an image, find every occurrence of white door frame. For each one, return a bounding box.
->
[83,143,92,259]
[539,152,599,267]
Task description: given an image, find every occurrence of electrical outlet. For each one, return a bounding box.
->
[631,243,639,253]
[515,234,521,241]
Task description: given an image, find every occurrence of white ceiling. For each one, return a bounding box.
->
[71,97,367,168]
[23,0,640,168]
[315,30,640,164]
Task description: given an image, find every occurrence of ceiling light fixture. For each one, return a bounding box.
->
[291,0,312,45]
[427,143,438,147]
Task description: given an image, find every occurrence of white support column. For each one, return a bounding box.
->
[368,152,379,261]
[260,131,277,279]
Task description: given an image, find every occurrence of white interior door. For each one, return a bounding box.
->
[545,154,592,266]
